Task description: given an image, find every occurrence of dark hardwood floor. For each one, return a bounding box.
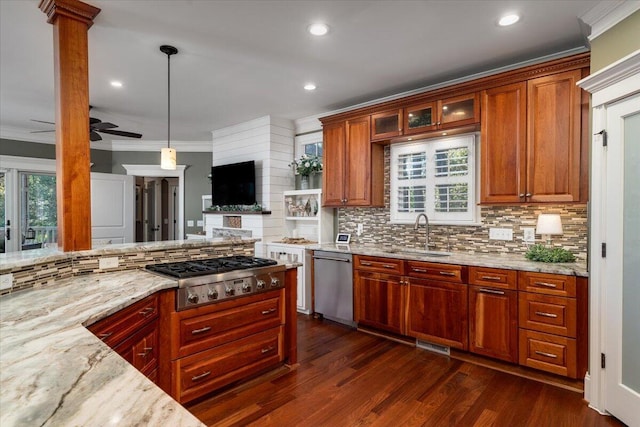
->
[187,315,625,427]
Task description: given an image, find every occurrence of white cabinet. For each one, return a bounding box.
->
[283,189,333,244]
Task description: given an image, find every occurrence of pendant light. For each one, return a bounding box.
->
[160,45,178,170]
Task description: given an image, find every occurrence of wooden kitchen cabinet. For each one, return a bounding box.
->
[354,271,406,335]
[481,69,585,203]
[371,109,403,141]
[87,293,159,382]
[406,261,468,350]
[404,93,479,136]
[322,117,384,207]
[468,267,518,363]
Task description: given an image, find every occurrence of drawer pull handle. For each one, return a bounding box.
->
[382,264,396,269]
[137,347,153,357]
[534,281,557,288]
[361,262,373,266]
[534,350,558,359]
[139,307,155,317]
[439,271,456,277]
[261,308,277,315]
[535,311,558,318]
[191,326,212,335]
[191,371,211,382]
[481,276,501,281]
[98,332,113,340]
[412,268,428,273]
[261,346,275,354]
[479,288,505,295]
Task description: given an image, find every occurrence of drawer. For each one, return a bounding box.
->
[174,326,283,403]
[354,255,404,275]
[406,261,465,283]
[519,293,576,337]
[518,271,576,297]
[176,295,283,358]
[469,267,517,290]
[88,293,159,348]
[113,320,159,375]
[519,329,577,378]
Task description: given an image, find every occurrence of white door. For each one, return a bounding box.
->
[603,93,640,427]
[91,173,134,245]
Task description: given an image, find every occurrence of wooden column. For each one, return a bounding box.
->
[39,0,100,251]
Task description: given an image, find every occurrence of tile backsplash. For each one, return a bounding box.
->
[338,146,587,261]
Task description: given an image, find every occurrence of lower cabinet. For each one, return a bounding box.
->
[354,271,406,335]
[163,289,286,404]
[87,293,160,383]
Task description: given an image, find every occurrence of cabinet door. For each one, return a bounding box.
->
[526,70,582,202]
[354,271,406,335]
[406,278,468,350]
[438,93,480,129]
[404,102,437,135]
[371,109,402,141]
[322,122,347,207]
[480,82,527,203]
[344,116,374,206]
[469,286,518,363]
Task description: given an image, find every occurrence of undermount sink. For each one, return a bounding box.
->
[385,248,452,257]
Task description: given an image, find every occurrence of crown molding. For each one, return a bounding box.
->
[580,0,640,41]
[577,48,640,104]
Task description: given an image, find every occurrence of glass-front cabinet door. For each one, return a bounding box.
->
[404,102,436,135]
[371,109,402,141]
[437,93,480,129]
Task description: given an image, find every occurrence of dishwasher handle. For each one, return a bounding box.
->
[312,255,352,263]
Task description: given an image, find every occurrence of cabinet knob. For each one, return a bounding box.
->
[519,193,525,198]
[525,193,532,197]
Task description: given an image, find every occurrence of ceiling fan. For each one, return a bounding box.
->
[31,108,143,142]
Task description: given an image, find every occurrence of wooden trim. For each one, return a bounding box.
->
[284,268,298,365]
[39,0,101,27]
[319,53,590,125]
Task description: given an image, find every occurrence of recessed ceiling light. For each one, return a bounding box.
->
[308,23,329,36]
[498,14,520,26]
[110,81,123,88]
[304,83,317,91]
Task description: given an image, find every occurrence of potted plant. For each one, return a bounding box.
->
[290,154,322,189]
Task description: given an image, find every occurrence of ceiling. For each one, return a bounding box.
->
[0,0,601,145]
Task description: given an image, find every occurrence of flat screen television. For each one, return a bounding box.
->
[210,160,256,206]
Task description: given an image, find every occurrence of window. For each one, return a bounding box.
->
[390,134,478,224]
[303,141,323,157]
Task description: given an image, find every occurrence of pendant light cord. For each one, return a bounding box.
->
[167,51,170,149]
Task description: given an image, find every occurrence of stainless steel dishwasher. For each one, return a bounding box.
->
[313,250,355,327]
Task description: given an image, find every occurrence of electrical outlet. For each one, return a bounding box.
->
[489,227,513,241]
[99,257,119,270]
[187,220,194,227]
[0,273,13,291]
[196,220,204,227]
[357,223,364,236]
[523,227,536,243]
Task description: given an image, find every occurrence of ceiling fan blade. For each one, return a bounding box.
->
[99,129,143,139]
[89,117,101,125]
[30,130,55,133]
[91,122,118,130]
[31,119,56,125]
[90,131,102,141]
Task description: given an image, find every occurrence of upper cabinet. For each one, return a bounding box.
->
[323,117,384,207]
[404,93,479,136]
[371,109,403,141]
[481,69,585,203]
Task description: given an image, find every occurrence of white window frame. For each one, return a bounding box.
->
[390,133,480,225]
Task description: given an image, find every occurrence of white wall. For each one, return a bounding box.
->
[210,116,294,243]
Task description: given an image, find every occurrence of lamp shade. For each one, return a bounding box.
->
[161,147,176,170]
[536,214,563,235]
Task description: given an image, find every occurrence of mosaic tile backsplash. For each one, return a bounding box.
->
[338,147,588,261]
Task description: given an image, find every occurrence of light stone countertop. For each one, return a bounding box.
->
[309,243,588,277]
[0,237,259,271]
[0,270,205,427]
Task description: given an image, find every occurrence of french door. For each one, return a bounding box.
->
[602,93,640,427]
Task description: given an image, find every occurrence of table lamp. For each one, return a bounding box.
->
[536,214,563,246]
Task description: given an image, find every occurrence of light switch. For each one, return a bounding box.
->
[0,273,13,291]
[187,220,194,227]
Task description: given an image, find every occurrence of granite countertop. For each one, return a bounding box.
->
[0,237,259,271]
[0,270,204,427]
[309,243,588,277]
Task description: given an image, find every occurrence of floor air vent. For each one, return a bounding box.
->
[416,340,450,356]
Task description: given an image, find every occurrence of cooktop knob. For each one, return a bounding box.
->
[207,288,218,300]
[225,286,235,296]
[187,293,199,304]
[270,277,280,287]
[242,283,252,293]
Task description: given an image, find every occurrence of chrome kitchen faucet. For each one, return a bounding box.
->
[414,213,430,251]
